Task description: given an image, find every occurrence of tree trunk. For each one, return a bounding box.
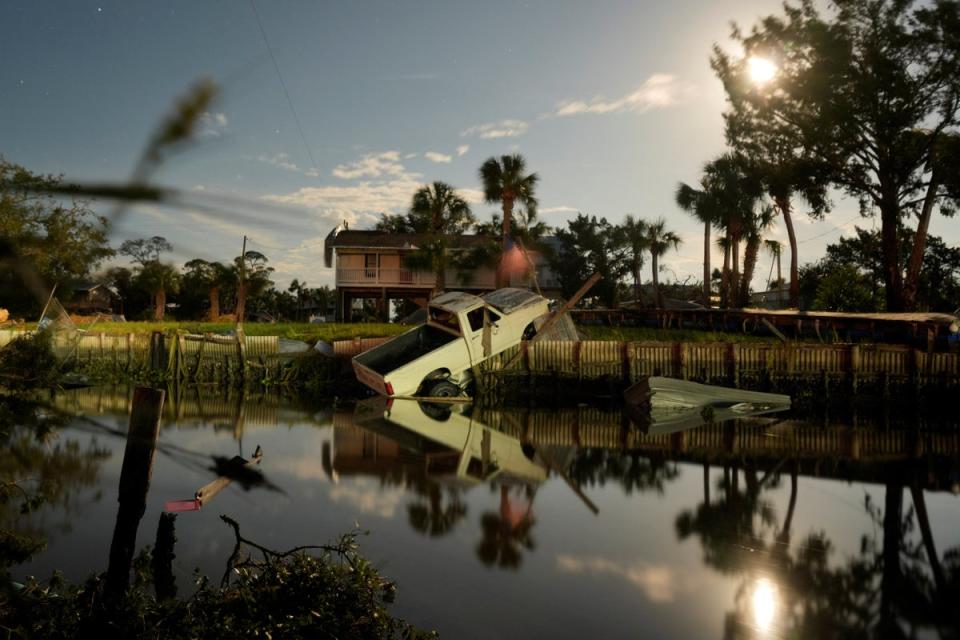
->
[879,195,905,312]
[651,253,662,308]
[498,194,514,288]
[775,196,800,308]
[153,289,165,321]
[910,485,947,595]
[208,285,220,321]
[703,220,711,306]
[879,482,903,635]
[633,262,642,305]
[903,171,940,311]
[739,236,761,307]
[730,234,741,308]
[721,238,731,308]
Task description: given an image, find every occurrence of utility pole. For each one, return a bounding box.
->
[237,235,247,326]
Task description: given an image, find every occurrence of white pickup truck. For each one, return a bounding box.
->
[352,288,549,397]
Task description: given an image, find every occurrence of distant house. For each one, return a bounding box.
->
[67,282,122,315]
[324,228,560,321]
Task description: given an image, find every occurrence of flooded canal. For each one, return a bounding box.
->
[6,386,960,638]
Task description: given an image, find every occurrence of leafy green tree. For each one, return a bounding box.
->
[0,159,114,315]
[614,216,649,304]
[479,155,539,287]
[118,236,172,267]
[713,0,960,311]
[550,214,627,307]
[813,264,876,312]
[645,218,683,309]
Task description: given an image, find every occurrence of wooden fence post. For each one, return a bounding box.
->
[106,387,165,596]
[149,331,166,371]
[850,344,861,392]
[729,343,740,388]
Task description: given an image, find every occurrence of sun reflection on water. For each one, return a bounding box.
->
[751,577,777,634]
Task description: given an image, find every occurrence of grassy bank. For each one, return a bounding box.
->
[37,321,409,344]
[24,320,779,345]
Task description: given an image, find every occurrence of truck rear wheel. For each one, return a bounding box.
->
[426,380,461,398]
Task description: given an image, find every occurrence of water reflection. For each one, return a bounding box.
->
[12,385,960,638]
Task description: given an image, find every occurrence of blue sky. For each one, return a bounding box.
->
[3,0,956,289]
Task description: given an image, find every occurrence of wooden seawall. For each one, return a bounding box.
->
[477,340,960,396]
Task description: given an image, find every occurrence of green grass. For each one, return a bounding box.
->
[38,321,409,344]
[21,319,788,345]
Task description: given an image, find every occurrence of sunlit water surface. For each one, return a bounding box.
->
[9,387,960,639]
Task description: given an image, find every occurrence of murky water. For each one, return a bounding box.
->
[6,386,960,638]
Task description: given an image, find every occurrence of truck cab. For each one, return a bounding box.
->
[352,288,549,397]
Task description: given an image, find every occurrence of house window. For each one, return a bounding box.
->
[364,254,377,278]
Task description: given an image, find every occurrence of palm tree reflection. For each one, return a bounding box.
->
[406,483,467,538]
[476,485,536,570]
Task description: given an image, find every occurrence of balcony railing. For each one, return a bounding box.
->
[336,266,558,291]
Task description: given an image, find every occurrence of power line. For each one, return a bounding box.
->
[249,0,320,175]
[796,214,862,244]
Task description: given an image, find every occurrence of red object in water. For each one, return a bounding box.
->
[385,381,394,396]
[164,499,201,513]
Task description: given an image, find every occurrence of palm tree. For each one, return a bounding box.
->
[675,182,717,305]
[184,259,229,321]
[738,205,775,307]
[479,155,539,287]
[135,261,180,321]
[475,485,536,570]
[764,240,784,296]
[406,484,467,538]
[407,181,474,295]
[645,218,682,309]
[616,215,649,305]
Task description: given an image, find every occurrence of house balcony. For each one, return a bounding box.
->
[335,266,558,293]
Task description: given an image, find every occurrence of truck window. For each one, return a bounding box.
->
[467,307,501,332]
[428,306,461,333]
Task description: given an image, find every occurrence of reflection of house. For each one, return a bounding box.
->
[67,282,121,315]
[324,228,561,321]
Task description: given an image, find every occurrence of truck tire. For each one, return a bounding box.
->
[426,380,461,398]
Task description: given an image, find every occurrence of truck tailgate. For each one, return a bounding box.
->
[352,360,391,395]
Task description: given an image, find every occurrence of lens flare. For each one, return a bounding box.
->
[748,56,777,84]
[751,578,777,633]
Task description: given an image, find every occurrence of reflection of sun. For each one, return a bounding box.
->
[751,578,777,633]
[748,56,777,84]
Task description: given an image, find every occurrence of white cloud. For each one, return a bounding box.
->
[424,151,452,164]
[250,152,321,177]
[457,144,470,157]
[327,477,405,518]
[556,555,679,603]
[553,74,692,117]
[198,111,228,137]
[332,150,408,179]
[540,206,578,215]
[460,119,529,139]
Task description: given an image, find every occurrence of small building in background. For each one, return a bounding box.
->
[324,228,561,322]
[67,282,122,316]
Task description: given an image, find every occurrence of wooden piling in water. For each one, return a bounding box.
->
[106,386,164,596]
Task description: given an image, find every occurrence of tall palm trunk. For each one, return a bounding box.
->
[702,220,711,305]
[236,282,247,323]
[651,253,663,308]
[208,285,220,321]
[774,196,800,308]
[721,238,731,308]
[740,236,761,307]
[498,194,515,288]
[153,289,166,321]
[730,233,741,307]
[633,261,642,305]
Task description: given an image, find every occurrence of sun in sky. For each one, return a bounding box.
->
[748,56,777,84]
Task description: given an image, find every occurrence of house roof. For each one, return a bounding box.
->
[326,229,493,250]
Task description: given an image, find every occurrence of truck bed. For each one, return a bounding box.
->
[354,324,458,375]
